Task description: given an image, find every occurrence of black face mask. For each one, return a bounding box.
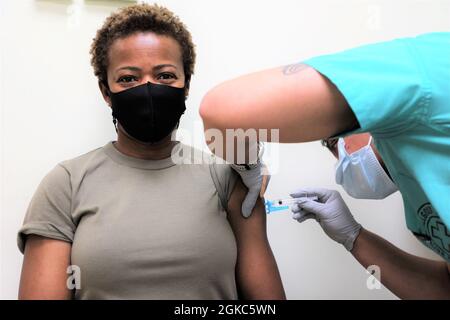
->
[108,82,186,143]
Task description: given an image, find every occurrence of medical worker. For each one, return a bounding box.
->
[200,33,450,298]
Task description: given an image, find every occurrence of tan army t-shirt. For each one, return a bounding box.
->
[17,141,239,299]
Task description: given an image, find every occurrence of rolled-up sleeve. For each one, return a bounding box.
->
[17,163,75,254]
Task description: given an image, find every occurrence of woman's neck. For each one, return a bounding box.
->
[114,125,178,160]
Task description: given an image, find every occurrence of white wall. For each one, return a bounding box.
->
[1,0,449,299]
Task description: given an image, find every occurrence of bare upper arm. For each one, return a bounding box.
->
[226,178,285,299]
[226,179,268,245]
[19,235,73,300]
[200,64,357,145]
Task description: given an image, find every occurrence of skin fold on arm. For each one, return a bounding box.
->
[226,178,286,299]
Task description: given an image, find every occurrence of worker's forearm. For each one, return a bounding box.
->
[351,228,450,299]
[199,64,356,148]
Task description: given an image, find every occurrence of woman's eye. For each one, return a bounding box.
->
[118,76,137,83]
[158,73,176,80]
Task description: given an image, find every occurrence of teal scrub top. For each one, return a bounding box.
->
[305,32,450,262]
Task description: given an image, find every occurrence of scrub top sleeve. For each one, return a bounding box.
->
[17,164,75,254]
[304,37,429,136]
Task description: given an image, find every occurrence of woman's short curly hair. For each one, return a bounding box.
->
[90,4,196,90]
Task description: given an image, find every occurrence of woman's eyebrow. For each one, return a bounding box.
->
[116,66,141,72]
[153,64,177,71]
[115,64,177,73]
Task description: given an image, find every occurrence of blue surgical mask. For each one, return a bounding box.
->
[335,137,398,199]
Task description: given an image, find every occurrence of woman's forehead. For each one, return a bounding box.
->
[108,32,182,69]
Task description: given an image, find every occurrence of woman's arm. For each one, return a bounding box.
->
[226,178,286,299]
[352,228,450,299]
[19,235,73,300]
[200,64,357,145]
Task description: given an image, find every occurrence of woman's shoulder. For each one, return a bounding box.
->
[177,142,237,183]
[177,143,234,170]
[57,143,109,176]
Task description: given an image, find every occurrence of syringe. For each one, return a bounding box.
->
[265,196,318,214]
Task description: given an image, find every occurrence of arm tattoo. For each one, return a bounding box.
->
[282,62,309,75]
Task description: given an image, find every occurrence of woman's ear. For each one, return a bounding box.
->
[98,81,111,106]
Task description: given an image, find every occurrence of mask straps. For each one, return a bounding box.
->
[102,81,118,134]
[112,117,118,133]
[366,136,373,148]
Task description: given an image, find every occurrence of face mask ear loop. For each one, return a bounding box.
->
[337,138,347,158]
[367,136,373,148]
[112,117,118,134]
[104,82,118,134]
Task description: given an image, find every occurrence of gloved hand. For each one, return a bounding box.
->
[290,188,362,251]
[231,162,270,218]
[231,143,270,218]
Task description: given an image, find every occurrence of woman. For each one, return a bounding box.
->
[17,4,285,300]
